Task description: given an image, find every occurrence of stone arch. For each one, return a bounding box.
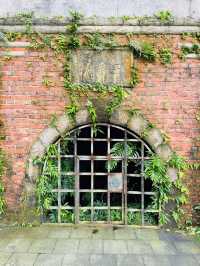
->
[24,107,174,209]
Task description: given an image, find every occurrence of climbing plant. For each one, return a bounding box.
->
[154,10,173,23]
[34,144,58,216]
[159,48,172,65]
[1,10,196,226]
[180,44,200,59]
[145,152,188,225]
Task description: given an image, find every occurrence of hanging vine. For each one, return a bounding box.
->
[0,10,195,226]
[145,152,188,225]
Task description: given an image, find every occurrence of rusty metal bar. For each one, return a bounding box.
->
[123,131,127,224]
[49,206,74,210]
[47,123,158,226]
[91,126,94,222]
[66,123,152,151]
[74,131,79,224]
[57,142,61,223]
[141,143,145,226]
[62,138,141,142]
[79,206,122,210]
[127,191,156,195]
[107,125,111,223]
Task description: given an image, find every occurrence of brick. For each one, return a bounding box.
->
[0,35,199,223]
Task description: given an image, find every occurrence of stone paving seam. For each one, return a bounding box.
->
[33,253,40,266]
[167,239,181,255]
[192,254,200,266]
[1,252,13,266]
[51,238,59,254]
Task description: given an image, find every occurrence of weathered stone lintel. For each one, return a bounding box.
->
[0,25,199,34]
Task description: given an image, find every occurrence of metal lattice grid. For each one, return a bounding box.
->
[44,123,159,225]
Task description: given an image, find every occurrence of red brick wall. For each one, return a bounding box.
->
[0,34,200,222]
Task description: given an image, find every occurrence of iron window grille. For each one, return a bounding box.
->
[42,123,159,225]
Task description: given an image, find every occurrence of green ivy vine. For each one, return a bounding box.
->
[145,152,188,225]
[1,11,194,226]
[33,138,189,226]
[180,44,200,59]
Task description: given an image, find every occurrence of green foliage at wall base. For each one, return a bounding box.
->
[145,153,188,226]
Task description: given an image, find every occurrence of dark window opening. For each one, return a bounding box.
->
[42,123,158,225]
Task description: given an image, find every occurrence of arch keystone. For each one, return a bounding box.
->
[75,109,90,125]
[55,114,73,135]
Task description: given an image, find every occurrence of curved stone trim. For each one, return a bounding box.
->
[25,108,175,202]
[26,110,90,183]
[110,109,172,161]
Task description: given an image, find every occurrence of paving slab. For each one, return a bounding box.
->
[48,226,71,239]
[150,240,177,255]
[127,240,153,254]
[28,238,56,253]
[53,239,79,254]
[0,239,12,252]
[0,252,12,265]
[168,255,200,266]
[114,228,137,240]
[3,238,33,253]
[92,227,115,239]
[70,227,92,239]
[173,241,200,254]
[90,254,117,266]
[117,254,144,266]
[103,240,128,254]
[194,254,200,264]
[143,255,172,266]
[159,230,193,242]
[78,239,103,254]
[6,253,38,266]
[62,254,90,266]
[0,225,199,266]
[136,229,160,240]
[19,226,50,239]
[34,254,64,266]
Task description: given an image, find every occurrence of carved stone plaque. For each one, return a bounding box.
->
[70,48,133,86]
[108,173,123,192]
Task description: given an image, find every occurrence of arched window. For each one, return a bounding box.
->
[41,123,159,225]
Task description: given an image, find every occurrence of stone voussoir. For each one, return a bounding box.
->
[167,167,179,181]
[144,128,164,149]
[39,127,60,147]
[127,115,148,136]
[29,139,46,159]
[110,109,129,126]
[75,109,90,125]
[55,114,73,135]
[156,144,173,161]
